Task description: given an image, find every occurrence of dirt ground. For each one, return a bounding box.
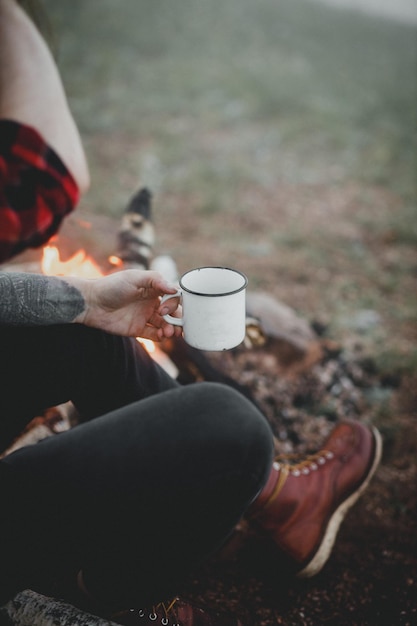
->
[182,355,417,626]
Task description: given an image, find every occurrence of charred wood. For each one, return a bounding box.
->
[114,187,155,270]
[0,590,118,626]
[245,291,317,362]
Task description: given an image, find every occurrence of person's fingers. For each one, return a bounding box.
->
[147,310,165,329]
[140,325,163,342]
[144,272,177,295]
[159,299,181,317]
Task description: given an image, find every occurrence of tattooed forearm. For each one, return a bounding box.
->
[0,272,86,326]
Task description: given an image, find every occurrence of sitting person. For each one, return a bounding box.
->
[0,2,382,624]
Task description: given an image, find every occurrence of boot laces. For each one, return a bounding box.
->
[150,598,179,625]
[273,448,335,477]
[115,598,181,624]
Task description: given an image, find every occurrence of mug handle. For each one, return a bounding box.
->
[160,289,183,326]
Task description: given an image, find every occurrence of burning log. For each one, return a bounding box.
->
[245,292,316,352]
[114,186,180,282]
[114,187,155,270]
[1,590,119,626]
[245,291,322,371]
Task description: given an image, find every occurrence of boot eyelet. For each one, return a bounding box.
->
[310,463,318,470]
[291,469,301,476]
[138,610,145,617]
[162,619,169,625]
[318,457,326,465]
[149,613,157,620]
[302,468,310,475]
[325,451,334,459]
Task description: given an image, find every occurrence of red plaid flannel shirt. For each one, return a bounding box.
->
[0,119,79,263]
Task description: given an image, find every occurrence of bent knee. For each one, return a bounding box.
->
[182,382,273,457]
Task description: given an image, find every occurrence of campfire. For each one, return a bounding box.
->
[1,186,383,464]
[41,243,103,279]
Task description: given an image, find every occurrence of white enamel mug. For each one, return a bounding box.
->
[160,266,248,351]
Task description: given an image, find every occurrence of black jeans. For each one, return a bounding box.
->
[0,325,273,607]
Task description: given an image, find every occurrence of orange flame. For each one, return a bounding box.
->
[41,245,103,278]
[108,255,123,268]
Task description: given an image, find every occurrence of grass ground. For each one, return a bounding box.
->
[42,0,416,377]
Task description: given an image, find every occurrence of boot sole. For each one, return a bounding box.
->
[297,425,383,578]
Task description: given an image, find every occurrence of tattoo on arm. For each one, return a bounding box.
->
[0,272,86,326]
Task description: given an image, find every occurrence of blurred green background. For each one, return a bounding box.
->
[41,0,417,375]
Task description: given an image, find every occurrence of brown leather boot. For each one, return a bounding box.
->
[248,420,382,578]
[111,597,243,625]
